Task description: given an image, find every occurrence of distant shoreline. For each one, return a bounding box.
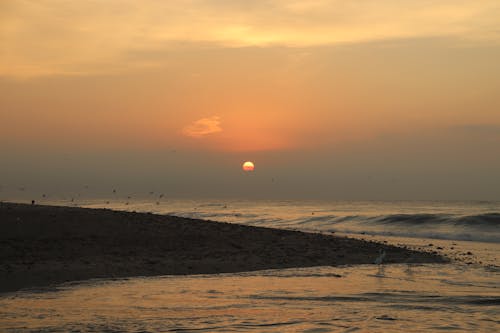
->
[0,202,447,293]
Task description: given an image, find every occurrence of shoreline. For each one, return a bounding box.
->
[0,202,448,293]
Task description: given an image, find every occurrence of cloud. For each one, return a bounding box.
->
[182,116,222,138]
[2,0,500,78]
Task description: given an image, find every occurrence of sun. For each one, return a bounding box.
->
[242,161,255,172]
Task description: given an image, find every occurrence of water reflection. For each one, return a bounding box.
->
[1,264,498,332]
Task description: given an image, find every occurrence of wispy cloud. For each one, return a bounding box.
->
[182,116,222,138]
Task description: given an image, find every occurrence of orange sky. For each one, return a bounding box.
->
[1,1,500,199]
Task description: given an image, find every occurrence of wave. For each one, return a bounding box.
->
[454,213,500,227]
[255,212,500,229]
[328,213,500,243]
[289,212,500,230]
[321,213,500,242]
[166,209,500,243]
[375,213,449,225]
[373,213,500,228]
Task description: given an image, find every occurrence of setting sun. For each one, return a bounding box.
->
[242,161,255,172]
[1,1,499,331]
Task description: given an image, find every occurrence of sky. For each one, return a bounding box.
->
[1,0,500,200]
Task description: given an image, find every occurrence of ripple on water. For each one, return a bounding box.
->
[0,264,498,332]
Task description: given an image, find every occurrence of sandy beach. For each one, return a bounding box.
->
[0,202,447,293]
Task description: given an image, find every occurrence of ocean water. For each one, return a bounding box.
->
[103,199,500,243]
[1,199,499,332]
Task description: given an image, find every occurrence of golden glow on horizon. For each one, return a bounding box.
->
[242,161,255,172]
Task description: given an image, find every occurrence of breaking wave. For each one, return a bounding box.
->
[169,210,500,243]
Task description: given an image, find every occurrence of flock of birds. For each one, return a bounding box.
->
[3,185,167,208]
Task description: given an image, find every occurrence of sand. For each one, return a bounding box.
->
[0,202,447,292]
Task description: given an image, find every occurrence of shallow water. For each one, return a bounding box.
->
[1,199,499,332]
[1,264,498,332]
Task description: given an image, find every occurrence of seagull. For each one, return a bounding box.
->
[374,249,386,265]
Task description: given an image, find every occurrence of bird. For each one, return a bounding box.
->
[374,249,386,265]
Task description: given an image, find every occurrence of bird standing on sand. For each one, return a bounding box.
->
[374,249,386,264]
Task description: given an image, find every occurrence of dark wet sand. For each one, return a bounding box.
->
[0,202,447,292]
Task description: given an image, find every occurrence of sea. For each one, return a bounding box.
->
[1,199,499,332]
